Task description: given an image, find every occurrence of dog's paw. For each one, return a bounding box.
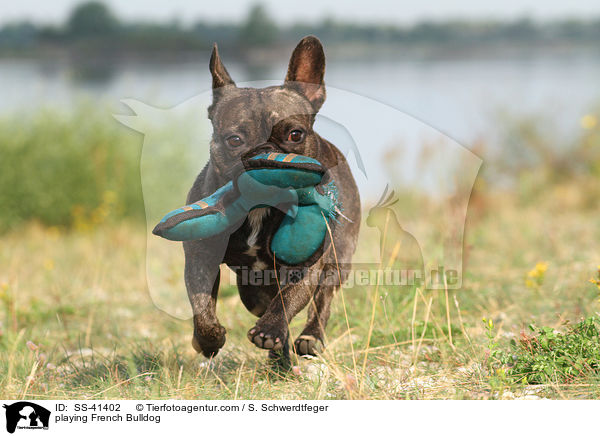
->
[294,334,322,356]
[247,321,286,351]
[192,323,226,358]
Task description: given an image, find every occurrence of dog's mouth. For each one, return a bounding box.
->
[221,142,283,182]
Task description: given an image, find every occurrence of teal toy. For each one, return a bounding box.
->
[152,152,340,265]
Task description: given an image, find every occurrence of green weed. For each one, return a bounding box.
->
[495,317,600,385]
[0,104,144,231]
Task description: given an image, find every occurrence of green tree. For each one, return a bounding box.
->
[67,1,118,37]
[239,3,278,47]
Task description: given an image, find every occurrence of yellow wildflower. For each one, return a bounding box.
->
[581,114,597,130]
[590,265,600,290]
[43,258,54,271]
[526,262,547,288]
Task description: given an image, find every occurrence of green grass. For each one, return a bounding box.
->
[0,104,145,232]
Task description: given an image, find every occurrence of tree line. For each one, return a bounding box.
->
[1,2,599,57]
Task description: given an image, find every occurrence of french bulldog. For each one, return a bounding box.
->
[184,35,360,366]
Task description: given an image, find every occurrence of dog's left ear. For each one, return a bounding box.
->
[285,36,326,110]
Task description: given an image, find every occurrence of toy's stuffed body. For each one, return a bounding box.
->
[153,153,340,265]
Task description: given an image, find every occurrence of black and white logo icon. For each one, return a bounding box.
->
[3,402,50,433]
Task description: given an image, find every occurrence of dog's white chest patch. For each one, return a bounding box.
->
[245,207,270,250]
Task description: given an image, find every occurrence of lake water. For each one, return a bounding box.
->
[3,53,600,198]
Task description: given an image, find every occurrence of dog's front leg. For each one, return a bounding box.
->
[184,238,228,358]
[246,281,312,352]
[294,281,335,356]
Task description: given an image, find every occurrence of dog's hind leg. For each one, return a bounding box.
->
[236,277,278,318]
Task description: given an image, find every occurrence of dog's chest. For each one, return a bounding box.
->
[243,207,271,270]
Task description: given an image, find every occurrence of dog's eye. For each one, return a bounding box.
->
[226,135,244,147]
[287,129,304,143]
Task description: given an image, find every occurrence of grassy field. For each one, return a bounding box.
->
[1,182,600,399]
[1,108,600,399]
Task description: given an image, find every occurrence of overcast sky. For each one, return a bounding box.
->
[2,0,600,26]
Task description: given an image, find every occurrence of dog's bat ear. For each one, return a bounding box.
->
[285,35,326,110]
[210,43,235,90]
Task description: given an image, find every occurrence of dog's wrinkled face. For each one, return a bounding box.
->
[207,36,327,180]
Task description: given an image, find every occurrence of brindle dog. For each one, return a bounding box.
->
[184,36,360,366]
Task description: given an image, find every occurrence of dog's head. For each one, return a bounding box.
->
[207,36,327,180]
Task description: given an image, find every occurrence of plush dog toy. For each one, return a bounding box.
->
[152,152,340,265]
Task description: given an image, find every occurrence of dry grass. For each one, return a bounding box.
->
[1,176,599,400]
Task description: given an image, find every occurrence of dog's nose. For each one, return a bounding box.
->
[242,142,280,160]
